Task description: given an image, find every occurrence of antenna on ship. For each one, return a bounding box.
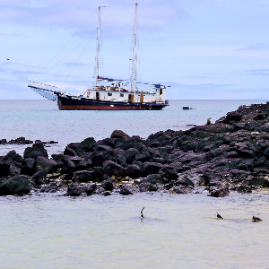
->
[95,6,101,87]
[131,3,138,92]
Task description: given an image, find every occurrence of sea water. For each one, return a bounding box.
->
[0,99,266,155]
[0,99,268,269]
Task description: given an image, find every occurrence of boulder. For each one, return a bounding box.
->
[158,165,178,182]
[175,176,195,187]
[73,170,96,183]
[103,160,125,177]
[67,183,84,196]
[23,158,35,175]
[40,182,59,193]
[119,185,133,195]
[85,183,96,195]
[208,188,230,198]
[139,182,158,192]
[8,137,33,145]
[0,139,7,144]
[30,171,47,185]
[143,162,163,175]
[91,151,111,166]
[60,157,77,174]
[0,175,31,195]
[124,148,139,163]
[3,150,23,167]
[0,162,11,177]
[169,185,192,194]
[102,179,114,191]
[24,142,48,159]
[111,130,130,140]
[35,156,58,174]
[125,164,141,178]
[140,174,163,184]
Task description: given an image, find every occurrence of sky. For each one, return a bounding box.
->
[1,0,269,100]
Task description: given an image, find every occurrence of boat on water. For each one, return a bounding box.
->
[28,3,170,110]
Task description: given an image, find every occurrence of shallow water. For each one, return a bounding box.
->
[0,191,268,269]
[1,99,269,268]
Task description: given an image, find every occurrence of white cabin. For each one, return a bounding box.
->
[83,84,166,103]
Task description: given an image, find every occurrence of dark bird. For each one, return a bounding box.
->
[141,207,145,218]
[6,58,9,61]
[216,212,223,219]
[252,216,262,222]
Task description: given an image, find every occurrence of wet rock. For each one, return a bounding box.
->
[102,160,125,177]
[125,164,141,178]
[66,137,96,157]
[85,183,96,195]
[124,148,139,163]
[23,158,35,175]
[175,176,195,187]
[67,183,84,196]
[3,150,23,167]
[139,182,158,192]
[96,145,113,154]
[102,179,114,191]
[73,170,96,183]
[40,182,59,193]
[0,162,11,177]
[143,162,163,175]
[8,137,33,145]
[60,157,77,175]
[140,174,163,184]
[64,147,77,156]
[169,185,192,194]
[119,185,133,195]
[35,156,58,174]
[30,171,47,185]
[91,151,111,166]
[158,165,178,182]
[0,139,7,145]
[0,175,31,195]
[208,188,230,197]
[24,142,48,159]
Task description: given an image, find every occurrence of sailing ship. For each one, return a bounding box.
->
[28,3,170,110]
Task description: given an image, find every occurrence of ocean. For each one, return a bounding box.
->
[0,99,268,269]
[0,99,267,155]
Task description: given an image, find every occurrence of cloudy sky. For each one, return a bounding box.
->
[1,0,269,100]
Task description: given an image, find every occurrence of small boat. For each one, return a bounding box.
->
[183,106,195,110]
[28,3,170,110]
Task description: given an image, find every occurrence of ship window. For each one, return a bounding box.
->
[160,89,163,95]
[120,93,124,97]
[108,92,112,96]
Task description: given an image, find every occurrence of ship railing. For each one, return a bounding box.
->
[92,85,154,95]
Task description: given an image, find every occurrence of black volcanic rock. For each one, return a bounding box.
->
[24,142,48,159]
[111,130,130,140]
[0,175,31,195]
[4,102,269,197]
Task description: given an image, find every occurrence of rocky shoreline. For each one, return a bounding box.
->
[1,102,269,197]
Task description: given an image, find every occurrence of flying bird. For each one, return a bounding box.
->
[6,58,9,61]
[216,212,223,219]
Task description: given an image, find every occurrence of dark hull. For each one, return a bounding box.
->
[57,96,169,110]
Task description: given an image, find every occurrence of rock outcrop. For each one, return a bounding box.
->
[2,102,269,197]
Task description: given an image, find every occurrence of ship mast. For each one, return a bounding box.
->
[131,3,138,92]
[95,6,101,87]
